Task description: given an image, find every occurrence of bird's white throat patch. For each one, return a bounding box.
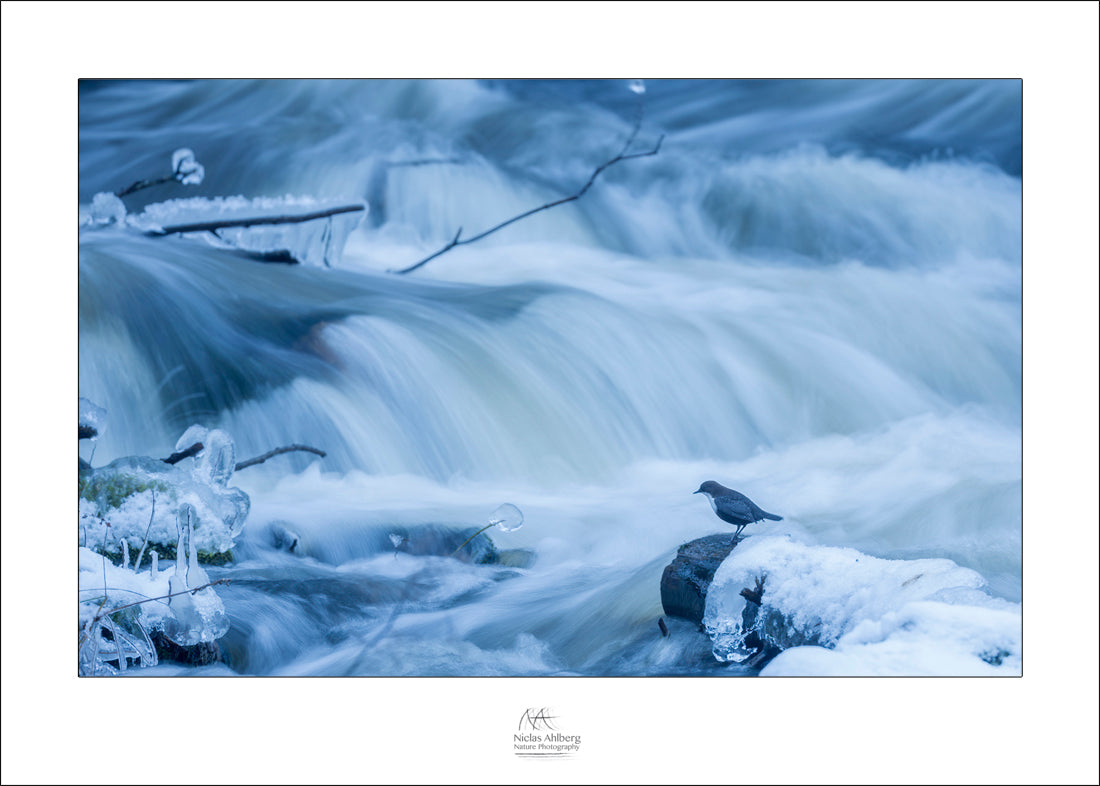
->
[703,493,718,514]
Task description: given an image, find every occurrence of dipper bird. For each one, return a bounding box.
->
[693,481,782,540]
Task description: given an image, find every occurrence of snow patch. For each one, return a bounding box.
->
[703,536,1020,675]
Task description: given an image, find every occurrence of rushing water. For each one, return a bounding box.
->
[78,79,1021,675]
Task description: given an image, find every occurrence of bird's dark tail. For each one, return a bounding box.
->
[762,512,783,521]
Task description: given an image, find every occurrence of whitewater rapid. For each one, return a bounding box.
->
[78,79,1021,675]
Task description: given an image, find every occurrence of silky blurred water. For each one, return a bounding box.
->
[78,79,1021,675]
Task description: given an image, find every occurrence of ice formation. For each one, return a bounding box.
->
[703,536,1021,675]
[89,192,127,225]
[79,426,250,556]
[134,195,366,267]
[171,148,205,186]
[160,504,229,647]
[489,502,524,532]
[176,425,236,486]
[78,505,230,675]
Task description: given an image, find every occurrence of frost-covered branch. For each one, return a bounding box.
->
[390,120,664,275]
[116,148,206,198]
[149,204,365,236]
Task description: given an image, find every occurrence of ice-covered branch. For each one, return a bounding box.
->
[89,578,231,626]
[116,148,206,198]
[390,123,664,275]
[163,442,204,465]
[148,203,365,237]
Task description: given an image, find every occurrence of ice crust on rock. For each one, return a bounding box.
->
[79,427,250,556]
[161,504,228,646]
[89,192,127,225]
[79,513,229,668]
[702,536,1021,675]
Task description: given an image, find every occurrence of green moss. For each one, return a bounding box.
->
[101,542,234,567]
[197,548,234,566]
[79,473,173,510]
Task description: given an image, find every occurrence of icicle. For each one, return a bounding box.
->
[107,615,127,672]
[121,539,130,570]
[151,550,159,578]
[173,504,192,593]
[187,512,200,587]
[133,489,157,574]
[197,429,236,486]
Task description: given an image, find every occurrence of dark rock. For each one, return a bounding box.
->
[660,533,739,625]
[373,524,534,566]
[494,548,536,569]
[269,522,300,553]
[402,524,500,564]
[150,630,224,666]
[660,538,784,669]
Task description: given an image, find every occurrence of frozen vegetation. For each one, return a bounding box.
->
[79,425,250,559]
[133,195,367,267]
[78,406,242,675]
[79,504,230,675]
[81,191,366,268]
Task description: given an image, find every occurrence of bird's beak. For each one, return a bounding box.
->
[692,490,700,494]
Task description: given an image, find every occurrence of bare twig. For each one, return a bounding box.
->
[100,521,111,597]
[116,173,178,198]
[149,204,365,236]
[133,490,156,573]
[163,441,325,471]
[234,444,327,472]
[450,523,495,557]
[390,124,665,275]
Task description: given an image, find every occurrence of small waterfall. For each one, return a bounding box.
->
[78,79,1021,675]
